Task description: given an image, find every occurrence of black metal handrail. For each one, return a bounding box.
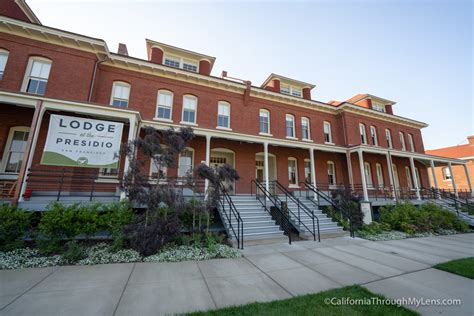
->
[272,181,320,242]
[420,187,473,220]
[302,182,355,238]
[217,181,243,249]
[250,180,295,244]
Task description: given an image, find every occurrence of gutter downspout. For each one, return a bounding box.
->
[88,55,109,102]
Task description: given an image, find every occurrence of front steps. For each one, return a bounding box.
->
[220,195,285,241]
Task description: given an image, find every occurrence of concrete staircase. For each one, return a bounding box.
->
[220,195,285,241]
[429,199,474,226]
[277,195,344,237]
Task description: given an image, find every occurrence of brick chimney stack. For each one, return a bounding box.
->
[117,43,128,56]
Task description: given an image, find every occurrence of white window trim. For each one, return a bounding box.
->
[181,94,198,125]
[327,160,337,186]
[0,49,9,79]
[301,117,311,141]
[323,121,333,144]
[178,147,195,178]
[280,84,302,98]
[259,109,271,135]
[149,157,168,184]
[155,89,174,122]
[359,123,367,145]
[109,81,131,107]
[285,114,296,139]
[288,157,299,187]
[385,129,392,148]
[21,56,52,93]
[399,132,406,151]
[163,53,199,73]
[442,167,452,181]
[405,166,413,188]
[408,134,415,152]
[376,163,384,188]
[0,126,30,175]
[216,101,231,129]
[364,162,374,188]
[370,126,378,146]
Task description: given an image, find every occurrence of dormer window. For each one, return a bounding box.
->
[280,85,302,98]
[372,102,386,113]
[163,54,198,73]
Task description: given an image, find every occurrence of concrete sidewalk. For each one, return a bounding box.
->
[1,234,473,316]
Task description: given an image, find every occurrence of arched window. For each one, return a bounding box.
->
[327,161,336,186]
[217,101,231,129]
[285,114,295,138]
[304,159,311,183]
[407,134,415,152]
[110,81,131,107]
[385,129,392,148]
[178,148,194,177]
[1,126,30,173]
[156,90,173,120]
[399,132,406,151]
[259,109,270,134]
[376,163,384,188]
[364,162,373,188]
[288,157,298,185]
[181,95,198,124]
[359,123,367,144]
[405,166,413,188]
[323,121,332,144]
[0,49,9,80]
[370,126,378,146]
[301,117,310,140]
[22,56,52,95]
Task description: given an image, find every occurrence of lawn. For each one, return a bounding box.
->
[434,257,474,279]
[189,285,418,316]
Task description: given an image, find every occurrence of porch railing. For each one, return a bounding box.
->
[217,181,243,249]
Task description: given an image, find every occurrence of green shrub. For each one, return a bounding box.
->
[0,204,32,251]
[62,241,85,264]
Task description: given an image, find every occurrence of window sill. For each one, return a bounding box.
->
[259,132,273,137]
[95,178,119,184]
[153,117,173,123]
[180,121,198,127]
[286,136,298,140]
[324,142,335,146]
[302,139,313,143]
[216,126,232,131]
[0,173,19,180]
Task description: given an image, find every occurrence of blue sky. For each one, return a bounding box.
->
[28,0,473,149]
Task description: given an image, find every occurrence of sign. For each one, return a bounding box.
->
[41,114,124,168]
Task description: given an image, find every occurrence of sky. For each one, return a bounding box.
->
[27,0,473,150]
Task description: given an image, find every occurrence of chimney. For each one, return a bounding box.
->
[468,135,474,145]
[117,43,128,56]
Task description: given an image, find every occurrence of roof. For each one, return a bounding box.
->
[346,93,396,105]
[426,142,474,159]
[260,73,316,89]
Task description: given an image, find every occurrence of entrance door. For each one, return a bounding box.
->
[210,156,234,194]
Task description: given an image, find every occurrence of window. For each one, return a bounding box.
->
[280,84,302,97]
[164,54,198,73]
[23,57,52,95]
[286,114,295,138]
[324,121,332,143]
[178,149,194,177]
[259,109,270,134]
[288,158,298,185]
[442,167,452,180]
[359,123,367,144]
[1,127,30,173]
[376,163,384,188]
[110,82,130,107]
[0,49,9,80]
[370,126,378,146]
[327,161,336,185]
[301,117,310,140]
[150,156,168,179]
[217,101,230,128]
[304,160,311,183]
[372,102,386,113]
[399,132,406,151]
[182,95,197,124]
[156,90,173,120]
[407,134,415,152]
[364,162,373,188]
[405,166,413,188]
[385,129,392,148]
[414,167,420,187]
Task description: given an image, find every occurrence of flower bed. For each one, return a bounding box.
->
[0,243,241,270]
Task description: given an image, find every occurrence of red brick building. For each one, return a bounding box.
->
[0,0,471,209]
[426,136,474,194]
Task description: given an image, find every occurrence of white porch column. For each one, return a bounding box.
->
[204,135,211,195]
[120,116,138,200]
[409,157,421,200]
[18,103,46,202]
[386,152,396,200]
[346,152,354,190]
[462,163,474,197]
[309,148,317,199]
[264,142,269,192]
[357,149,369,201]
[430,160,440,197]
[448,162,458,197]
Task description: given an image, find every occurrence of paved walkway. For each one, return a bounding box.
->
[0,234,473,316]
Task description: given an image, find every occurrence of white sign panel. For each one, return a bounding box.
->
[41,114,124,168]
